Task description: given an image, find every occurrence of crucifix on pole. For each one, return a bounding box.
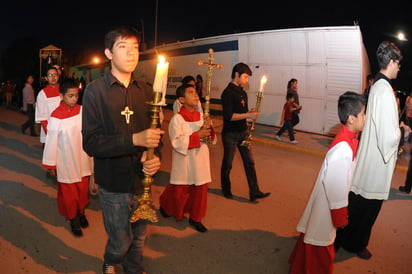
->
[197,48,223,143]
[197,48,223,119]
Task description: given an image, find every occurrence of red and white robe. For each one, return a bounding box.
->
[35,85,61,143]
[42,102,93,220]
[289,125,358,274]
[160,107,215,222]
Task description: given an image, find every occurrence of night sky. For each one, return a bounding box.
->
[2,1,411,74]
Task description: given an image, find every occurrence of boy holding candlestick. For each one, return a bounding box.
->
[82,25,164,274]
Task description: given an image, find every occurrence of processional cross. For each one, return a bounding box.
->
[197,48,223,119]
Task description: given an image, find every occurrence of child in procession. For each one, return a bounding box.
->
[159,83,216,233]
[288,91,366,274]
[42,78,93,237]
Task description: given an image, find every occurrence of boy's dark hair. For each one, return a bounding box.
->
[60,78,79,95]
[181,75,195,85]
[286,92,294,100]
[43,66,58,77]
[376,41,403,69]
[104,26,140,51]
[176,83,193,98]
[338,91,366,124]
[231,62,252,79]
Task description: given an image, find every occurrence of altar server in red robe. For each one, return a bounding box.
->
[289,91,366,274]
[42,78,93,237]
[159,83,216,233]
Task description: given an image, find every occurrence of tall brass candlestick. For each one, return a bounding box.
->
[240,91,264,149]
[129,91,162,223]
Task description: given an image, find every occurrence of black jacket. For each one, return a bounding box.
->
[82,72,162,193]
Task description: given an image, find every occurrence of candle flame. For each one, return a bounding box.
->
[158,55,166,64]
[261,75,267,84]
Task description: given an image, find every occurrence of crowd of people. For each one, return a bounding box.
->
[6,24,410,273]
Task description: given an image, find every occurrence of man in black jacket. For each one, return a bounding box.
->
[82,26,164,274]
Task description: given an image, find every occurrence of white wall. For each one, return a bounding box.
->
[84,26,370,136]
[243,26,369,135]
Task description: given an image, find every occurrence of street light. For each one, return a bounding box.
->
[92,57,100,64]
[397,31,408,41]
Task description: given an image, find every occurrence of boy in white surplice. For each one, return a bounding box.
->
[159,83,216,233]
[42,78,93,237]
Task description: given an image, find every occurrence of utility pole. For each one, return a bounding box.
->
[154,0,158,48]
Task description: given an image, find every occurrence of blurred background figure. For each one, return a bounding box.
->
[3,80,15,108]
[21,74,38,136]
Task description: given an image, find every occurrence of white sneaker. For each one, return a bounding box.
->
[290,140,298,144]
[103,263,116,274]
[275,135,282,141]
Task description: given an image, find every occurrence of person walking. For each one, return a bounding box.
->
[3,80,15,108]
[195,74,204,101]
[172,75,203,114]
[159,83,216,233]
[286,78,301,128]
[289,91,366,274]
[81,25,164,274]
[35,66,61,144]
[21,74,38,136]
[275,93,301,144]
[362,73,375,105]
[399,149,412,194]
[220,62,271,202]
[42,78,93,237]
[334,41,402,260]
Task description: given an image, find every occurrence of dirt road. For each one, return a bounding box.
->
[1,107,411,273]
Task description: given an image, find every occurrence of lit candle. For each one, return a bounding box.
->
[259,75,267,93]
[153,55,169,104]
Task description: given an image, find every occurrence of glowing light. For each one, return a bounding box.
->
[259,75,267,93]
[397,32,408,41]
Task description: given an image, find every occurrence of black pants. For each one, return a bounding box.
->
[292,111,300,127]
[21,104,36,135]
[276,119,295,141]
[403,149,412,191]
[335,192,382,252]
[220,130,260,196]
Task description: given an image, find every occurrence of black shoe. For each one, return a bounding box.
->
[222,190,233,199]
[159,207,170,218]
[250,191,271,202]
[69,218,83,237]
[399,186,411,194]
[356,248,372,260]
[189,218,208,233]
[21,126,25,134]
[78,213,89,228]
[30,133,39,137]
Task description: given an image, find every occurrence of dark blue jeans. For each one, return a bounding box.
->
[220,130,260,196]
[98,187,147,274]
[276,119,295,141]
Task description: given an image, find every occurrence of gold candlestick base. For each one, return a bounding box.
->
[129,91,162,223]
[130,175,159,223]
